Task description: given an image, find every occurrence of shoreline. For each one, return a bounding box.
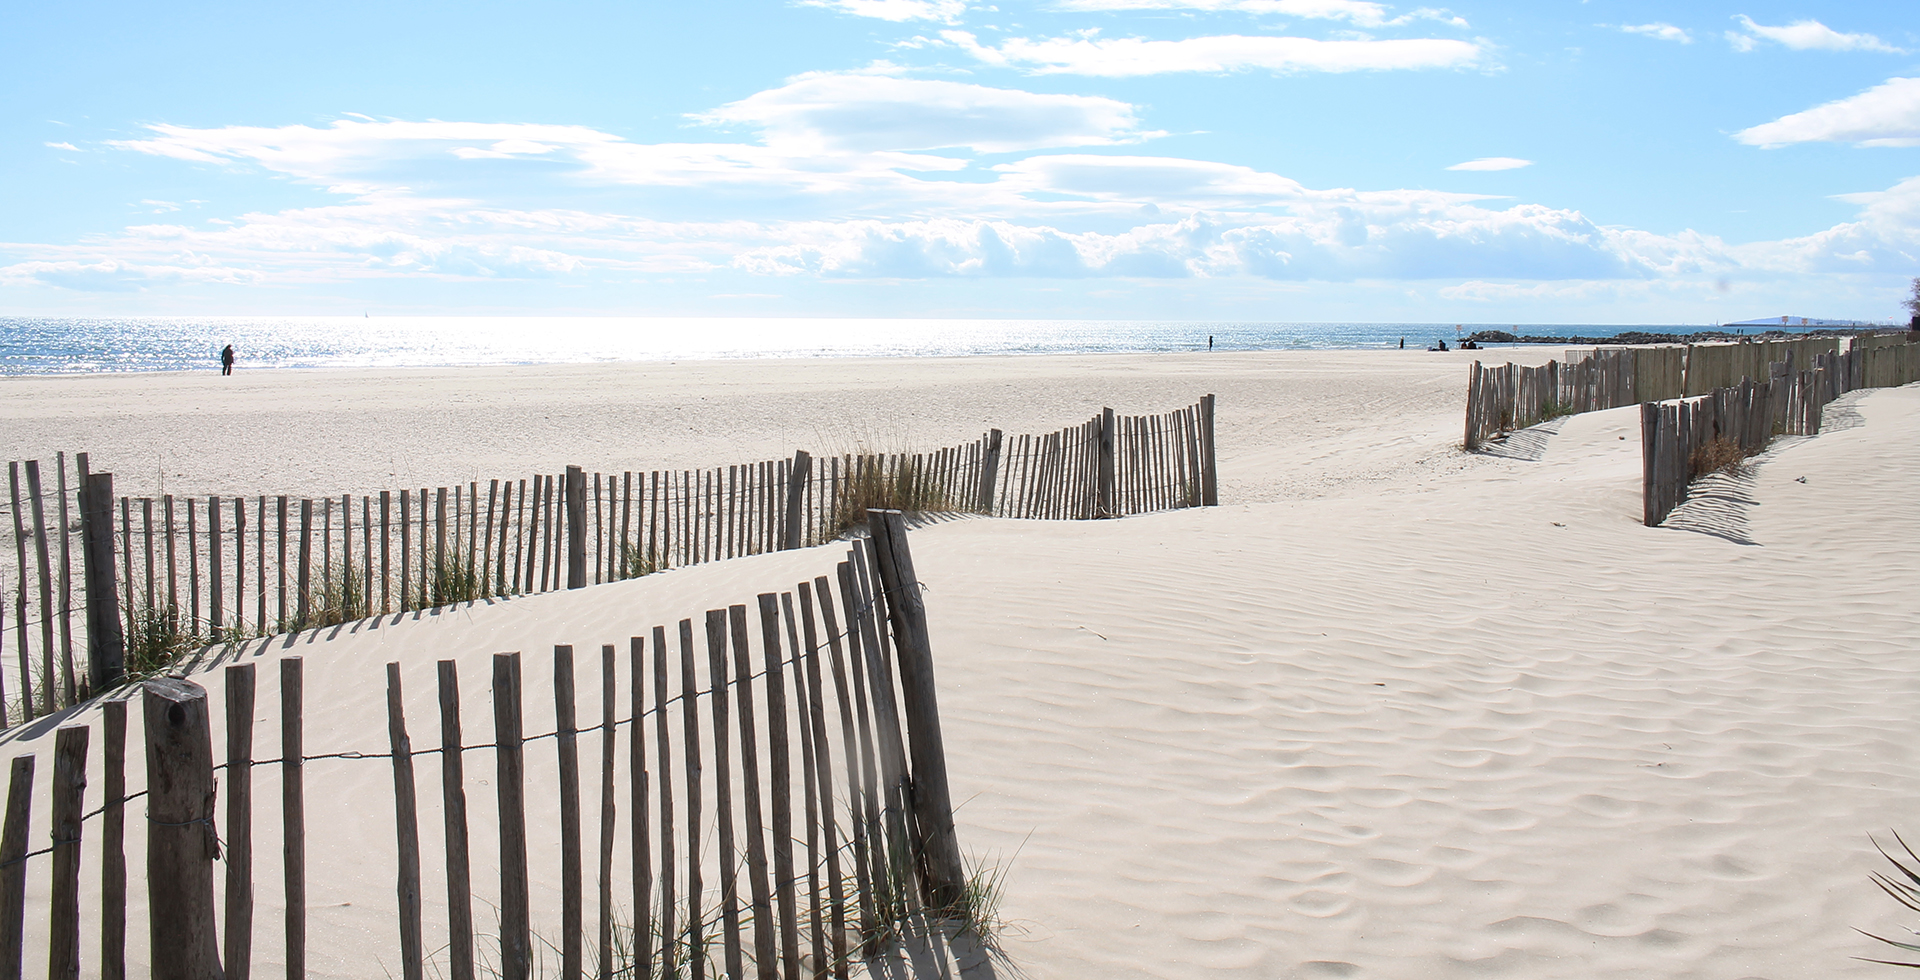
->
[0,348,1532,502]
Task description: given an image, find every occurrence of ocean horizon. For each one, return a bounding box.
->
[0,315,1830,376]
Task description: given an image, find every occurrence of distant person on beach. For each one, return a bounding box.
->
[1399,337,1405,349]
[1208,335,1214,350]
[221,344,235,375]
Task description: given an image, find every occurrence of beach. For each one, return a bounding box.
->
[2,348,1916,979]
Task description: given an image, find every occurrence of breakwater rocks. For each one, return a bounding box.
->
[1465,327,1913,347]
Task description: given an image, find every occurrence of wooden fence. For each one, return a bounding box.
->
[0,510,964,979]
[2,396,1218,728]
[1463,334,1918,451]
[1640,342,1920,526]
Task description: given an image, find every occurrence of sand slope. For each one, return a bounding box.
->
[0,358,1912,980]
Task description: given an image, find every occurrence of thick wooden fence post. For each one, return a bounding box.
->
[1199,394,1219,506]
[978,429,1003,515]
[82,472,125,692]
[143,676,224,979]
[103,699,127,980]
[862,510,965,913]
[566,467,588,590]
[50,725,89,980]
[0,756,31,978]
[494,652,531,980]
[1097,408,1117,518]
[784,451,811,551]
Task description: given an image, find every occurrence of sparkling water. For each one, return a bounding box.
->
[0,316,1721,375]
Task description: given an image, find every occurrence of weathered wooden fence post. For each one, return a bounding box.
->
[386,663,425,980]
[82,472,125,693]
[1199,394,1219,506]
[225,665,256,980]
[1097,408,1117,518]
[862,510,966,913]
[566,467,588,590]
[50,725,89,980]
[282,657,306,980]
[784,451,812,551]
[0,756,31,977]
[978,429,1003,515]
[143,676,224,979]
[494,652,531,980]
[1640,402,1660,528]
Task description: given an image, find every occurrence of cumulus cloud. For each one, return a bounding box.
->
[1447,157,1530,171]
[0,258,265,292]
[730,203,1651,281]
[693,72,1151,152]
[940,28,1484,75]
[797,0,968,23]
[25,96,1920,297]
[1726,15,1903,54]
[1621,23,1690,44]
[1050,0,1468,29]
[1735,77,1920,147]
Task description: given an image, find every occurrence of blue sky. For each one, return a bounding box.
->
[3,0,1917,323]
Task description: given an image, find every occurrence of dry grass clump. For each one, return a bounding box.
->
[829,457,954,537]
[1689,436,1750,479]
[1858,831,1920,967]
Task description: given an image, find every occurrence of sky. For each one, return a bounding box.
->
[2,0,1917,324]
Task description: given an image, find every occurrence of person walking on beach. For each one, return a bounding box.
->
[220,344,235,375]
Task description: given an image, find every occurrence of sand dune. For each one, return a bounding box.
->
[0,354,1913,979]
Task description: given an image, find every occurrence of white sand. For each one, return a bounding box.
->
[1,351,1916,980]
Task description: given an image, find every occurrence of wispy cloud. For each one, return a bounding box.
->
[1621,23,1691,44]
[1447,157,1530,171]
[44,141,80,151]
[1735,77,1920,148]
[693,71,1153,152]
[797,0,968,24]
[939,28,1484,75]
[1049,0,1468,30]
[1726,15,1903,54]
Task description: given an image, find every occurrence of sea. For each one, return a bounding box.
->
[0,315,1774,375]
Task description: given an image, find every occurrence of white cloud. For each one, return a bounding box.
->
[28,100,1920,297]
[1735,77,1920,148]
[1447,157,1531,171]
[1050,0,1468,29]
[730,203,1652,281]
[44,141,80,151]
[798,0,968,23]
[1727,15,1903,54]
[1621,23,1691,44]
[693,72,1151,152]
[940,28,1484,75]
